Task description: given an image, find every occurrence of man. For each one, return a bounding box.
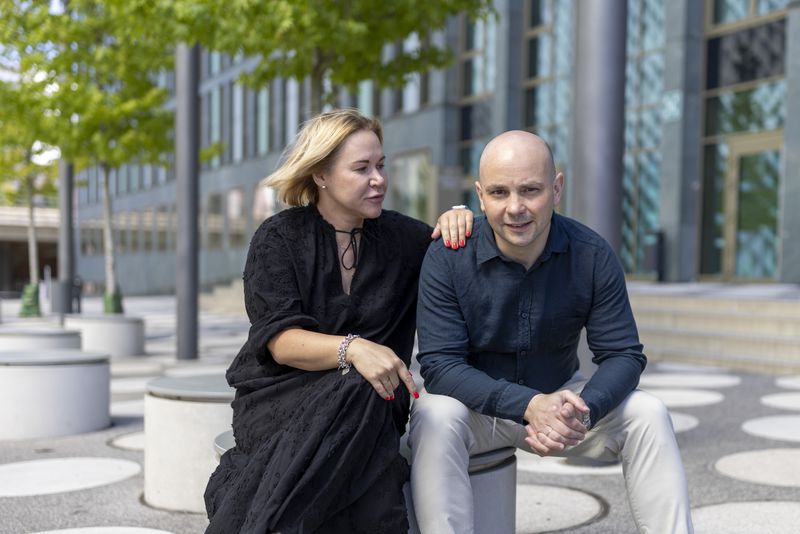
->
[409,131,693,534]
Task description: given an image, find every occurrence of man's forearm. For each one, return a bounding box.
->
[578,356,643,427]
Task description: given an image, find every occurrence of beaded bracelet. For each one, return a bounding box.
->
[337,334,360,375]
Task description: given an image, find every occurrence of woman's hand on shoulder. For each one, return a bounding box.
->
[431,206,473,250]
[346,338,419,401]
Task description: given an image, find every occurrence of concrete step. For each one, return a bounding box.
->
[639,325,800,362]
[200,279,245,317]
[629,293,800,316]
[632,307,800,338]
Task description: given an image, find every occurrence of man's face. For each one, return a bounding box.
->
[475,148,563,266]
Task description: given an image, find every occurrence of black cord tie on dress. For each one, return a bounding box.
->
[334,228,363,270]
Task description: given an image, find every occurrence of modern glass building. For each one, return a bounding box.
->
[72,0,800,295]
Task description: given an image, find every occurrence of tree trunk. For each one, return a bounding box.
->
[25,175,39,285]
[310,70,323,116]
[100,163,122,313]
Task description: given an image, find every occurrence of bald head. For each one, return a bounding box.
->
[479,131,556,183]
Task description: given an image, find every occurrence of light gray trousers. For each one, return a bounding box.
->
[408,377,694,534]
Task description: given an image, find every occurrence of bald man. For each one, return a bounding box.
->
[409,131,693,534]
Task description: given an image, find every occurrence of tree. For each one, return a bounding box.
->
[1,0,177,313]
[172,0,494,114]
[0,73,58,316]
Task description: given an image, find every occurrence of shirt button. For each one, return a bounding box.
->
[521,312,528,319]
[521,350,527,356]
[518,379,524,385]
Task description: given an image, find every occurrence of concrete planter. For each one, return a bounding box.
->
[64,314,145,358]
[144,374,234,513]
[0,350,110,440]
[0,327,81,350]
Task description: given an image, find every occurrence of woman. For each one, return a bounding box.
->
[204,109,472,533]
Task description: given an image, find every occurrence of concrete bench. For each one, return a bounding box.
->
[0,327,81,350]
[64,314,145,357]
[144,374,234,513]
[213,431,517,533]
[0,350,110,440]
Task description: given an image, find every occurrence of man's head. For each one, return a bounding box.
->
[475,130,564,268]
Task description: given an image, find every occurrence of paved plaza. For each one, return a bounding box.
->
[2,294,800,533]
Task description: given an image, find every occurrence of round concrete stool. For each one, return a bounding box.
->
[0,327,81,350]
[64,314,145,357]
[213,430,516,532]
[0,350,110,440]
[144,374,234,513]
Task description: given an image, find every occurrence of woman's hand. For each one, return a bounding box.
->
[346,338,419,400]
[431,206,474,250]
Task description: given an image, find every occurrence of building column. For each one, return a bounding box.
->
[659,0,704,282]
[780,1,800,283]
[176,43,200,360]
[572,0,627,254]
[53,160,75,314]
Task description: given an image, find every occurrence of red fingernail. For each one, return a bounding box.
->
[466,230,471,237]
[385,396,391,401]
[459,239,465,247]
[413,391,420,399]
[452,242,458,250]
[444,240,450,247]
[390,395,395,400]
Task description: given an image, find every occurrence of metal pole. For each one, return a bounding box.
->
[175,43,200,360]
[572,0,627,255]
[54,160,74,315]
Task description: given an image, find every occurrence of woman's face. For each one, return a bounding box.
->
[314,129,387,227]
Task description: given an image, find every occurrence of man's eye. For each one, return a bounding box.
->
[376,163,385,170]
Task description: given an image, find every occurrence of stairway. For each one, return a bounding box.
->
[200,279,246,317]
[628,283,800,374]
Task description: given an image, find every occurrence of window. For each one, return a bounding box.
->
[390,151,433,224]
[233,83,244,163]
[227,188,247,248]
[210,87,221,168]
[253,186,279,224]
[256,87,270,155]
[156,206,168,252]
[206,193,224,250]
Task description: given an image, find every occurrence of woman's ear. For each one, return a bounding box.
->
[312,172,326,188]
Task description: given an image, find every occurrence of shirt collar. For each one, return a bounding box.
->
[475,212,569,266]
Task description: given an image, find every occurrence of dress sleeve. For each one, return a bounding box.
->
[241,222,319,358]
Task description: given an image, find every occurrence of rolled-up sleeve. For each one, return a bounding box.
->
[417,245,538,423]
[580,243,647,427]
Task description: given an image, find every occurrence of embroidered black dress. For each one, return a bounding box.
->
[204,205,432,534]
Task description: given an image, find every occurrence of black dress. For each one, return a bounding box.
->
[204,205,432,534]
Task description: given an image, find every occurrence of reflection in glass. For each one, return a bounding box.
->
[641,0,665,51]
[626,0,641,55]
[621,153,637,272]
[713,0,749,24]
[527,35,552,79]
[757,0,790,15]
[636,151,661,273]
[705,80,785,136]
[706,20,785,90]
[391,152,433,224]
[735,150,780,278]
[700,143,729,275]
[640,53,664,106]
[525,84,553,128]
[637,107,662,150]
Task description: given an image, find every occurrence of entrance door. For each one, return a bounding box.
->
[722,131,782,280]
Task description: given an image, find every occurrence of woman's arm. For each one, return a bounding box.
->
[269,328,419,400]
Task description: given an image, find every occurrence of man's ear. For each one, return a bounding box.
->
[553,173,565,206]
[474,181,486,212]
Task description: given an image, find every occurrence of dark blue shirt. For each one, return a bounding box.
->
[416,213,646,426]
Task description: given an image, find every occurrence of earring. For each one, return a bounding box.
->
[321,185,327,189]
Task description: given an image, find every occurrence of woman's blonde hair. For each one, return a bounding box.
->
[264,108,383,206]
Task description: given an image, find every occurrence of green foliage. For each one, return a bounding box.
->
[103,289,124,314]
[19,283,40,317]
[170,0,494,110]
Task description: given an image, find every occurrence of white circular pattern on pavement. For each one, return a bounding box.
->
[110,399,144,418]
[0,458,141,497]
[641,388,724,408]
[760,392,800,411]
[653,362,730,374]
[692,501,800,533]
[776,375,800,390]
[32,529,174,534]
[110,431,145,452]
[670,412,700,433]
[715,449,800,487]
[516,452,622,476]
[741,415,800,443]
[111,376,158,395]
[516,484,603,532]
[164,364,229,378]
[639,373,741,389]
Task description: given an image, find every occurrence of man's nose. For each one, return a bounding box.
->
[508,195,526,214]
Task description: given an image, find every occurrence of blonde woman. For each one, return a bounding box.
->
[204,109,472,533]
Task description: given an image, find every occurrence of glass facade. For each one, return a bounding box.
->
[622,0,665,276]
[700,0,788,279]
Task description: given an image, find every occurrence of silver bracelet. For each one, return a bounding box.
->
[337,334,360,374]
[451,204,468,210]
